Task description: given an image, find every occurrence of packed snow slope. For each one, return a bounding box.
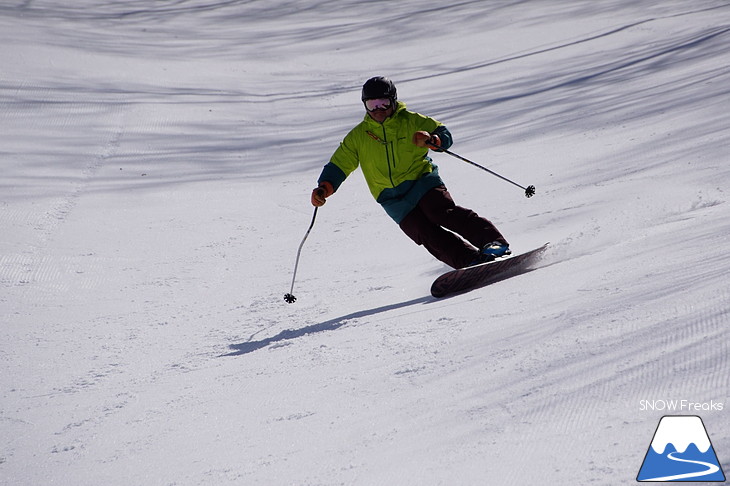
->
[2,1,729,484]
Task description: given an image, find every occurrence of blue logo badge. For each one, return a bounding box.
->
[637,415,725,482]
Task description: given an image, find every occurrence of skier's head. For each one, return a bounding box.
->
[362,76,397,123]
[362,76,397,103]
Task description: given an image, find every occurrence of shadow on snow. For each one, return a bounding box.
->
[223,296,433,356]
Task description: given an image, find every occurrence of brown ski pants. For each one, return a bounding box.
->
[398,186,508,269]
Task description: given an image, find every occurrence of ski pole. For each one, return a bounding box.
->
[428,142,536,198]
[284,206,318,304]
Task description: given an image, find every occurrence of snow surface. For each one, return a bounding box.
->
[1,1,729,484]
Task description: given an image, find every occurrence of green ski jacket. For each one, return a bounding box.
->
[318,101,453,223]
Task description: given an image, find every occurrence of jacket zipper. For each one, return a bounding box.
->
[381,127,396,187]
[366,129,397,187]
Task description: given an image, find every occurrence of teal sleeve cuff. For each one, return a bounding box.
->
[433,125,453,151]
[318,162,348,192]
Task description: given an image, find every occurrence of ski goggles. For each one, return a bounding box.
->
[364,98,392,112]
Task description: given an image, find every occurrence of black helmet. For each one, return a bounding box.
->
[361,76,397,101]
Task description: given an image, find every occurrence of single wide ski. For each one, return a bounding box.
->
[431,243,548,298]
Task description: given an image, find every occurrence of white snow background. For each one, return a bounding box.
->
[2,1,729,485]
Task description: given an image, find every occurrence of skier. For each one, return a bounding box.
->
[311,76,510,269]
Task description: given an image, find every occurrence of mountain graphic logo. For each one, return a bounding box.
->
[637,415,726,482]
